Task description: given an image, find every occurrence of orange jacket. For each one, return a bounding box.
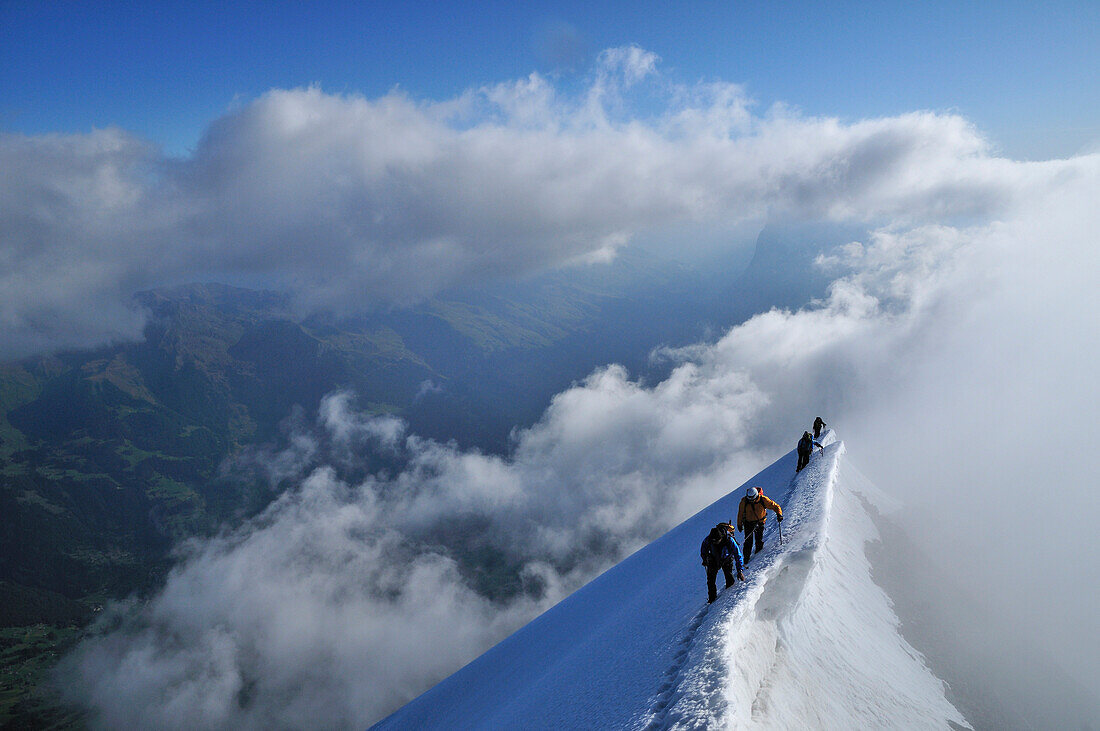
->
[737,493,782,531]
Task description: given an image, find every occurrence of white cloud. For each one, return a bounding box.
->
[0,46,1075,358]
[60,373,773,728]
[598,45,659,87]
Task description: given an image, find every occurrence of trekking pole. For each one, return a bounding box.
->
[779,520,784,545]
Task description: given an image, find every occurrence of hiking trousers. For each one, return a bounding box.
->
[796,450,810,472]
[705,560,735,602]
[743,521,764,561]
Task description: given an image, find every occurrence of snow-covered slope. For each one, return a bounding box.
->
[372,432,969,729]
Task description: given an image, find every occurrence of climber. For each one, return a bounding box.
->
[813,416,826,439]
[796,431,824,472]
[700,523,744,603]
[737,487,782,563]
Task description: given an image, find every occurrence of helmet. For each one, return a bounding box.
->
[746,487,760,500]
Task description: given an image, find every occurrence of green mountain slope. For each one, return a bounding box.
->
[0,251,731,621]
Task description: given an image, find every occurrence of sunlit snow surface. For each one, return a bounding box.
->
[372,432,969,729]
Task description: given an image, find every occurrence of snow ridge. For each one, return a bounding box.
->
[372,432,969,730]
[638,431,839,729]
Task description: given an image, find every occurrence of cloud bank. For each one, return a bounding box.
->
[60,369,773,729]
[0,46,1061,358]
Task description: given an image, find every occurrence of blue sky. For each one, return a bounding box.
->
[2,0,1098,159]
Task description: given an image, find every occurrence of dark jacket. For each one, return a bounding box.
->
[797,434,822,456]
[700,527,743,570]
